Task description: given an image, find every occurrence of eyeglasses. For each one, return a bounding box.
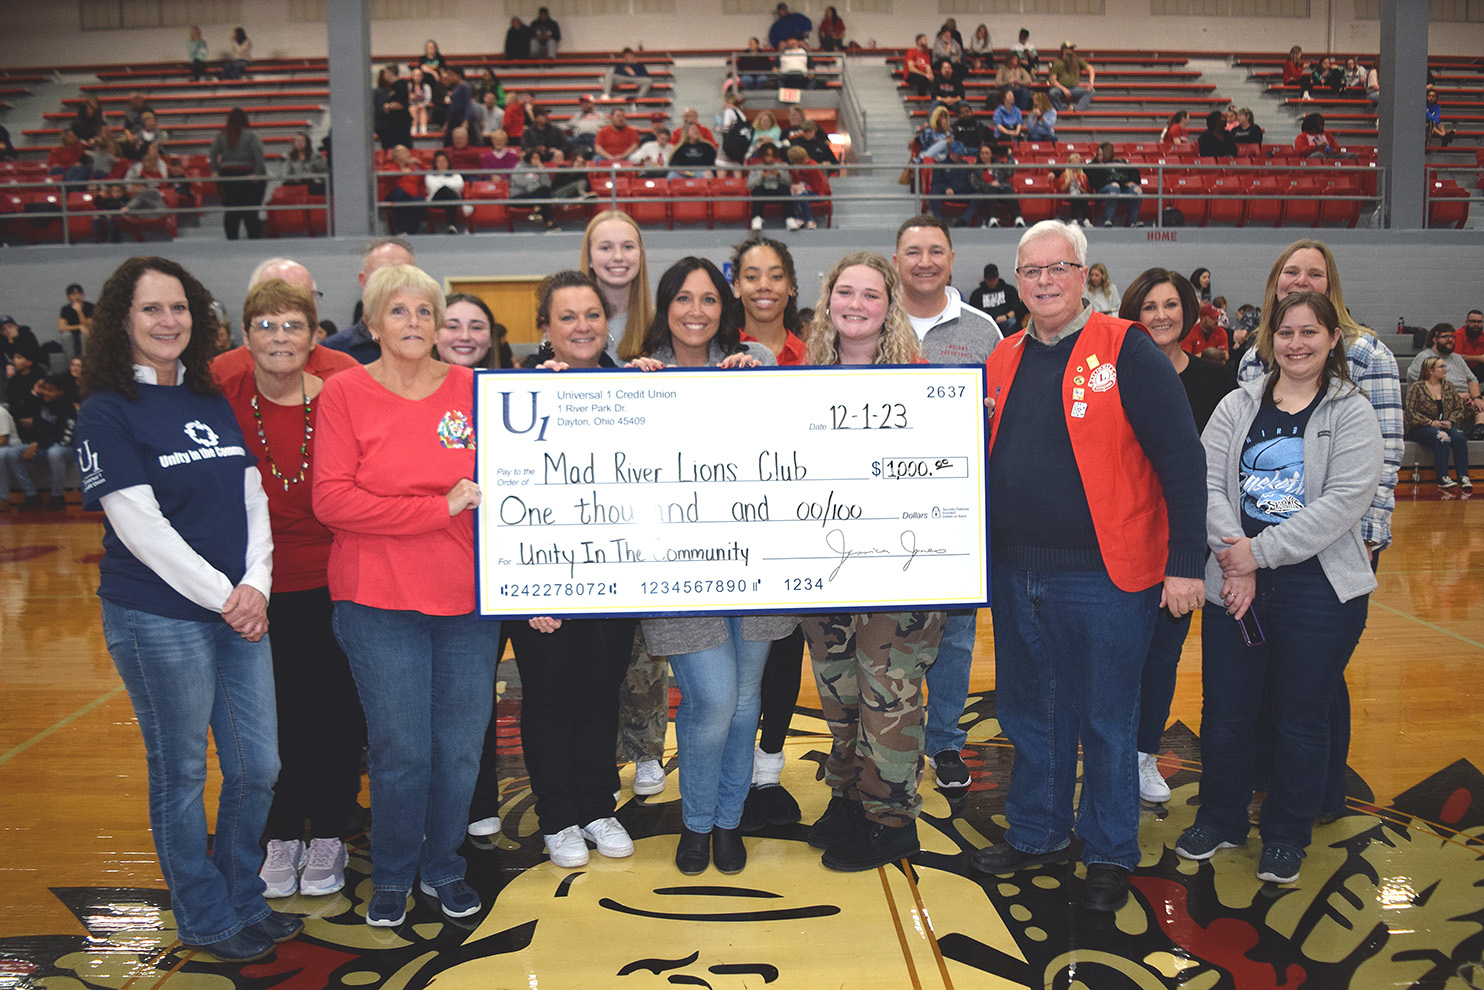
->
[251,319,312,336]
[1014,262,1084,280]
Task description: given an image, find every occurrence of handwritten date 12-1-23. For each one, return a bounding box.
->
[829,402,908,430]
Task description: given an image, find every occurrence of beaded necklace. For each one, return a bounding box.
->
[251,376,313,491]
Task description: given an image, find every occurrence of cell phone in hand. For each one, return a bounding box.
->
[1237,606,1264,647]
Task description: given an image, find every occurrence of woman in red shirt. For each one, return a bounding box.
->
[222,279,362,903]
[313,264,499,928]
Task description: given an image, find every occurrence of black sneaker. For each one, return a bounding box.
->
[968,841,1072,874]
[808,795,865,849]
[18,494,43,512]
[741,784,802,832]
[1081,863,1130,912]
[821,819,919,872]
[929,750,971,788]
[46,496,68,511]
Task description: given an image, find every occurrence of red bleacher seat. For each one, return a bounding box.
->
[1320,176,1363,228]
[1428,179,1470,230]
[671,178,711,228]
[1016,174,1058,224]
[1206,175,1247,227]
[1245,176,1285,227]
[266,184,311,237]
[709,176,749,227]
[1283,177,1322,227]
[1163,175,1209,227]
[627,177,671,229]
[466,180,509,233]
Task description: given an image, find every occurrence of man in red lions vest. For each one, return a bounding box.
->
[968,220,1206,913]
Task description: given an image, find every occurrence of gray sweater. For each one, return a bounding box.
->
[1202,376,1382,604]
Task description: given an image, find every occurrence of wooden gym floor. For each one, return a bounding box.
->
[1,484,1480,989]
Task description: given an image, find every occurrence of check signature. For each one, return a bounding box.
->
[825,528,949,580]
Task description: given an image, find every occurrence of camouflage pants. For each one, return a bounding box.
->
[802,611,945,827]
[616,626,670,763]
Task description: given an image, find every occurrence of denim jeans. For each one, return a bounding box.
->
[1097,181,1142,225]
[100,601,279,945]
[333,602,500,892]
[1050,86,1093,111]
[1195,569,1368,852]
[666,616,771,832]
[1136,607,1192,753]
[924,609,977,755]
[1406,424,1470,480]
[991,564,1159,870]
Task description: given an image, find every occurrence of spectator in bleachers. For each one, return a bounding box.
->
[1012,28,1039,71]
[446,126,484,174]
[1048,42,1095,112]
[603,48,653,100]
[502,91,533,142]
[903,34,934,98]
[58,284,94,360]
[917,105,952,163]
[768,3,812,50]
[785,145,825,229]
[1281,46,1308,88]
[1087,141,1143,228]
[925,142,979,227]
[122,92,152,136]
[669,123,717,179]
[419,39,446,109]
[441,66,479,146]
[1159,110,1189,151]
[1026,92,1057,140]
[0,373,73,512]
[1183,303,1229,361]
[1406,355,1473,490]
[210,108,266,240]
[0,124,15,161]
[1189,267,1212,302]
[477,90,503,137]
[967,24,992,72]
[1231,107,1264,148]
[505,18,531,60]
[950,100,988,153]
[594,108,641,162]
[567,95,608,155]
[992,88,1025,143]
[793,120,837,166]
[747,144,792,230]
[776,37,812,90]
[1341,57,1367,96]
[424,151,466,234]
[122,111,168,161]
[1406,325,1484,425]
[733,38,773,92]
[1457,310,1484,373]
[88,128,120,180]
[529,8,562,59]
[71,95,105,148]
[932,26,965,83]
[374,66,412,151]
[522,107,569,161]
[549,149,594,199]
[1051,153,1093,227]
[972,144,1025,228]
[672,108,716,146]
[408,68,433,136]
[123,142,169,191]
[480,129,519,172]
[47,130,88,181]
[1365,61,1381,103]
[995,53,1035,112]
[628,127,673,177]
[747,111,782,157]
[477,68,505,108]
[186,26,208,81]
[931,60,966,109]
[969,264,1025,330]
[818,6,846,51]
[380,146,424,235]
[1087,263,1120,315]
[1294,112,1357,160]
[2,317,41,373]
[1424,87,1458,146]
[1196,109,1239,159]
[1308,57,1343,98]
[225,26,252,80]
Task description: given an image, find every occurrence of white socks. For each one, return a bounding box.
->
[753,747,785,786]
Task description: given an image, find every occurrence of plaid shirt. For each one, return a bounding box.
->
[1237,331,1402,549]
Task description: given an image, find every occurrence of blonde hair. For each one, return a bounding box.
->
[928,105,950,133]
[804,252,921,366]
[579,210,654,360]
[363,264,444,335]
[1032,92,1052,114]
[1254,239,1371,364]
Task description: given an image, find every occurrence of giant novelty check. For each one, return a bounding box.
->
[473,365,988,618]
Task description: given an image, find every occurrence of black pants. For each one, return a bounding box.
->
[510,617,636,834]
[430,185,462,229]
[264,586,367,839]
[219,170,264,239]
[757,627,804,753]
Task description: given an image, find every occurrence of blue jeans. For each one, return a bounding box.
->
[1050,86,1093,112]
[1406,424,1470,481]
[924,609,977,755]
[333,602,499,892]
[1137,607,1192,753]
[1097,181,1142,225]
[1195,569,1368,852]
[666,616,771,832]
[100,601,279,945]
[991,564,1159,870]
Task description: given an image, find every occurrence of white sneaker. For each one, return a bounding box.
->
[633,760,666,796]
[260,839,305,898]
[544,825,590,868]
[750,216,764,231]
[785,216,802,231]
[1080,218,1093,228]
[1014,216,1026,227]
[986,216,1000,227]
[582,817,635,859]
[299,838,348,896]
[1138,752,1172,803]
[467,816,501,837]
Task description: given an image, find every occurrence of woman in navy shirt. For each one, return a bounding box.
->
[74,257,292,963]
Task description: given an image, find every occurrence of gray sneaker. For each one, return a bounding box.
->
[299,838,347,896]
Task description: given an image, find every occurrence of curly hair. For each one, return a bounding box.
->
[803,252,921,366]
[729,234,801,333]
[642,258,743,361]
[80,256,221,401]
